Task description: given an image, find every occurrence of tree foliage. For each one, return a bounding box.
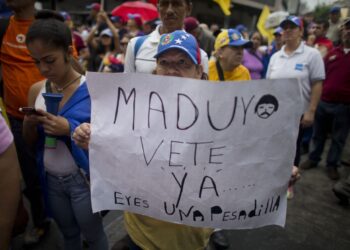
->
[313,4,332,20]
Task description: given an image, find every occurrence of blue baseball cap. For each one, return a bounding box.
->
[273,27,283,35]
[214,29,252,51]
[111,16,121,23]
[154,30,201,65]
[235,24,248,33]
[329,6,341,13]
[280,16,303,29]
[60,11,71,21]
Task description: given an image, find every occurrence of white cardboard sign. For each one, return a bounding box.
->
[87,72,302,229]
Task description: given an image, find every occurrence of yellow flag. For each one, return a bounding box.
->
[257,5,274,44]
[213,0,231,16]
[0,98,10,127]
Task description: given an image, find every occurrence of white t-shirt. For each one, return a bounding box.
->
[35,76,86,176]
[124,25,208,74]
[266,42,325,112]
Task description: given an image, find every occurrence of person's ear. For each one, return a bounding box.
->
[216,48,223,58]
[67,46,74,56]
[196,65,203,79]
[62,46,73,62]
[64,46,73,61]
[153,63,161,75]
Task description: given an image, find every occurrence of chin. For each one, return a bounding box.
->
[163,20,180,29]
[46,76,56,83]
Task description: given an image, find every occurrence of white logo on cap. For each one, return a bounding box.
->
[175,39,183,45]
[232,33,240,41]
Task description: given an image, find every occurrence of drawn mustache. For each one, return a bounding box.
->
[259,111,271,117]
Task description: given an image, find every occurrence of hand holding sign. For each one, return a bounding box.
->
[72,122,91,150]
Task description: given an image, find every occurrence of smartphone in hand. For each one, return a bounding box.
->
[19,107,40,115]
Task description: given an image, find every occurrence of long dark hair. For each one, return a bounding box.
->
[26,10,72,53]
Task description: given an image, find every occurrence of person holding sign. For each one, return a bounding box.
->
[22,10,108,250]
[266,16,325,198]
[208,29,252,82]
[73,30,213,250]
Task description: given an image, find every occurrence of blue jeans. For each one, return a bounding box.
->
[46,171,108,250]
[309,101,350,168]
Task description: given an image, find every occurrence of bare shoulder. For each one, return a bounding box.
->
[28,79,46,106]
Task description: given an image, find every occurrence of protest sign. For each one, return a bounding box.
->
[87,72,303,229]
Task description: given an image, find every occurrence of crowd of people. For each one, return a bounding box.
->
[0,0,349,249]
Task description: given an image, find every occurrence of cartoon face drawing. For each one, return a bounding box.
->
[255,94,279,119]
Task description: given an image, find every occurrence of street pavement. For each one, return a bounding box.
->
[12,139,350,250]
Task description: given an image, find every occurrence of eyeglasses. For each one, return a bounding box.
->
[157,58,195,71]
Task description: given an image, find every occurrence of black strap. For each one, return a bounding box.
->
[216,60,225,81]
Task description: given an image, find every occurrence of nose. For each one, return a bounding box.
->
[166,67,178,74]
[165,67,181,76]
[165,3,175,14]
[38,61,50,75]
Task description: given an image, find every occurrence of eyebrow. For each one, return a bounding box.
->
[31,55,54,61]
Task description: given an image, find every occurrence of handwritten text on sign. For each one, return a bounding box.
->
[87,73,302,229]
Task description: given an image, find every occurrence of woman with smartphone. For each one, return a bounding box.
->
[22,10,108,250]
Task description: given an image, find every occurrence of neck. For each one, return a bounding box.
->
[104,45,111,51]
[54,69,80,89]
[14,5,35,20]
[285,39,301,53]
[159,25,183,35]
[219,60,238,72]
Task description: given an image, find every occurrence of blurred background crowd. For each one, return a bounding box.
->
[1,0,349,75]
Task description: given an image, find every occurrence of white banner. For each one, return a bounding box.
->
[87,72,303,229]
